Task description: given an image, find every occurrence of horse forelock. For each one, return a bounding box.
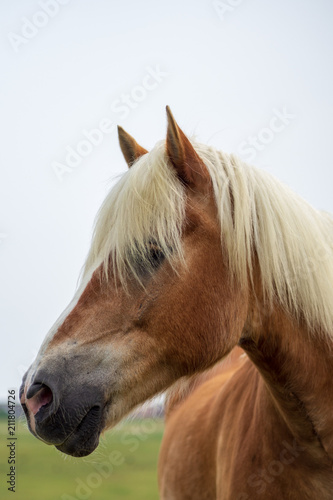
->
[82,137,333,336]
[82,140,186,286]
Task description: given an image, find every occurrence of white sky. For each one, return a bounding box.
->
[1,0,333,401]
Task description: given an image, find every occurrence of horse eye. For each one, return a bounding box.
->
[132,242,166,277]
[148,245,165,268]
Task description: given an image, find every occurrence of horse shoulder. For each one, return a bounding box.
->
[159,348,251,500]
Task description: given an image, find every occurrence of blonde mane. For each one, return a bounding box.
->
[83,139,333,335]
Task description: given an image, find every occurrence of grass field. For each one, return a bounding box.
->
[0,417,164,500]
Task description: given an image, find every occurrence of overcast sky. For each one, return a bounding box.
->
[1,0,333,402]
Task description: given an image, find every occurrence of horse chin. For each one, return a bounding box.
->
[55,400,125,457]
[55,406,103,457]
[56,431,100,458]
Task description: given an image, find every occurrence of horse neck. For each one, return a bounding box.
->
[240,291,333,462]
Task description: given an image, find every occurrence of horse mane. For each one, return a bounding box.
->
[83,138,333,336]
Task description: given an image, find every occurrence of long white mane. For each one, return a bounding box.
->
[83,139,333,335]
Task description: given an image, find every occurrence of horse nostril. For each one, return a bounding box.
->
[26,383,53,416]
[26,383,44,399]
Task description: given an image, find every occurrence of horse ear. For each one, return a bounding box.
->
[165,106,210,191]
[117,126,148,168]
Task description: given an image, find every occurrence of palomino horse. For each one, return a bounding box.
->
[20,107,333,499]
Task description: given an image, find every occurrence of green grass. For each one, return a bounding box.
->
[0,417,164,500]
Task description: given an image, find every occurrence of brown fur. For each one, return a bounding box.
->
[165,347,245,418]
[159,285,333,499]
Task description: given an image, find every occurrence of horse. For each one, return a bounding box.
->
[20,107,333,499]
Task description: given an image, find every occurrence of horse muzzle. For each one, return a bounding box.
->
[20,369,106,457]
